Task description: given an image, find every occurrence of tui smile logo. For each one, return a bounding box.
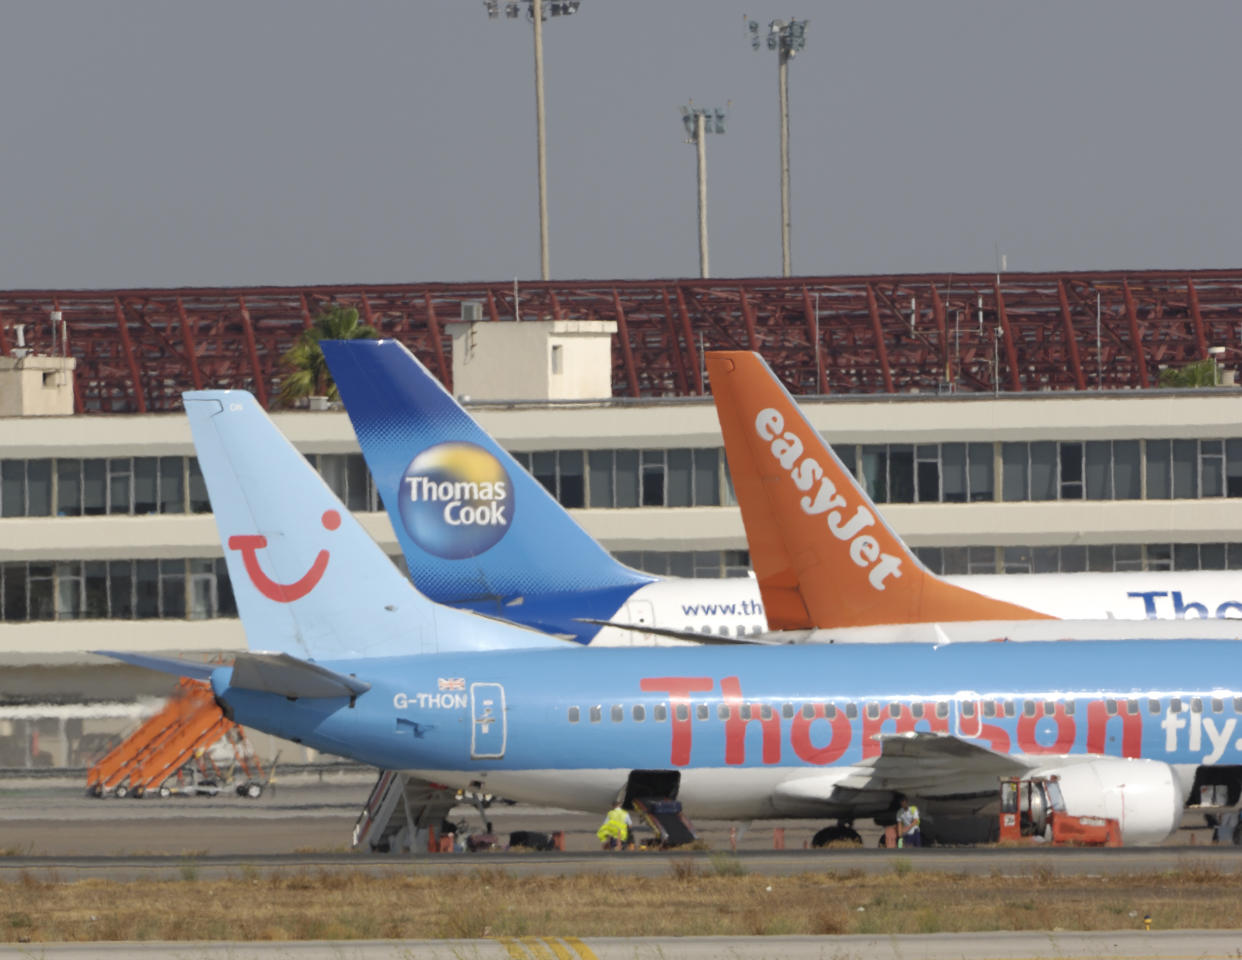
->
[398,442,514,560]
[228,509,341,602]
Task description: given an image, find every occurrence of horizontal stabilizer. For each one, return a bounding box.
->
[231,652,372,700]
[93,651,217,681]
[95,650,370,700]
[573,618,783,646]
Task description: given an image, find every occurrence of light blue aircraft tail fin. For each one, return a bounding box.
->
[320,339,654,609]
[184,390,562,660]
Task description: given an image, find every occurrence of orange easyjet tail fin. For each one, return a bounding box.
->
[706,351,1052,630]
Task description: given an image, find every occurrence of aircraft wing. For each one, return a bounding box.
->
[844,731,1029,795]
[774,732,1028,807]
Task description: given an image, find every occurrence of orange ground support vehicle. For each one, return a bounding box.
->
[86,679,267,799]
[999,776,1121,846]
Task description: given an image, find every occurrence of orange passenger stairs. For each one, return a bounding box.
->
[87,678,245,798]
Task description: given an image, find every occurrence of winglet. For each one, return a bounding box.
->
[706,351,1051,629]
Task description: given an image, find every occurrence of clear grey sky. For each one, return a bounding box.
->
[2,1,1240,288]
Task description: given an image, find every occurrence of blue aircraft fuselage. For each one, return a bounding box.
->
[214,640,1241,820]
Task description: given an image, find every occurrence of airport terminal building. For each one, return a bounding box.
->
[2,270,1240,767]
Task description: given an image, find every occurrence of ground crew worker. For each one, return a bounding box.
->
[596,801,632,850]
[896,795,921,848]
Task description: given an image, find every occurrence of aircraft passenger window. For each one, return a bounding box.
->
[1023,701,1036,718]
[782,703,795,719]
[654,704,667,722]
[1212,698,1224,714]
[589,706,602,723]
[1148,699,1162,715]
[1105,699,1117,716]
[740,704,752,720]
[824,704,837,719]
[865,703,879,720]
[801,704,815,719]
[675,704,688,722]
[718,704,730,721]
[1043,701,1055,717]
[696,704,709,721]
[982,702,996,718]
[846,703,858,719]
[1170,697,1182,713]
[1234,697,1242,713]
[1127,699,1140,715]
[632,705,646,722]
[568,706,580,723]
[961,701,976,718]
[1004,700,1016,717]
[912,703,924,719]
[1064,701,1075,716]
[888,703,901,719]
[1192,697,1203,714]
[737,625,746,637]
[759,704,772,720]
[935,702,949,719]
[611,705,624,723]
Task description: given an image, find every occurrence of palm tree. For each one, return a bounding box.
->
[1158,358,1220,388]
[278,304,378,407]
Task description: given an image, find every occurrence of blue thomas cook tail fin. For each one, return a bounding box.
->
[320,338,654,611]
[183,390,562,661]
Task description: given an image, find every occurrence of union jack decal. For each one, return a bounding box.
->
[438,677,465,692]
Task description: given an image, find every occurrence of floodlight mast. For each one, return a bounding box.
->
[682,105,726,279]
[486,0,582,281]
[532,1,548,281]
[749,17,808,277]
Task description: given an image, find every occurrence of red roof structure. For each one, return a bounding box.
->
[2,270,1239,412]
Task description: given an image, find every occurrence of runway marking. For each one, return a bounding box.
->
[564,936,600,960]
[518,937,554,959]
[540,937,575,960]
[497,938,527,959]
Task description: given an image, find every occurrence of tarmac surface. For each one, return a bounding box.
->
[1,776,1241,880]
[4,777,1242,957]
[3,932,1242,960]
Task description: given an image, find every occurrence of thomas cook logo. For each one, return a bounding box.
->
[398,442,514,560]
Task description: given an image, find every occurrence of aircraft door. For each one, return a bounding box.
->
[955,691,984,740]
[470,682,507,759]
[623,599,656,646]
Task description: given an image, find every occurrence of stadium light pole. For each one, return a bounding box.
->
[485,0,582,281]
[749,18,808,277]
[681,105,727,279]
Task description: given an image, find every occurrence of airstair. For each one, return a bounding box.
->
[86,678,266,799]
[352,771,460,853]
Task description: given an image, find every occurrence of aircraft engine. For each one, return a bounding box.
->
[1033,758,1182,846]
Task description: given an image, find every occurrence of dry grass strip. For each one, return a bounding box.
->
[4,860,1242,942]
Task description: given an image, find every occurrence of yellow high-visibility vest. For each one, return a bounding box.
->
[597,807,629,842]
